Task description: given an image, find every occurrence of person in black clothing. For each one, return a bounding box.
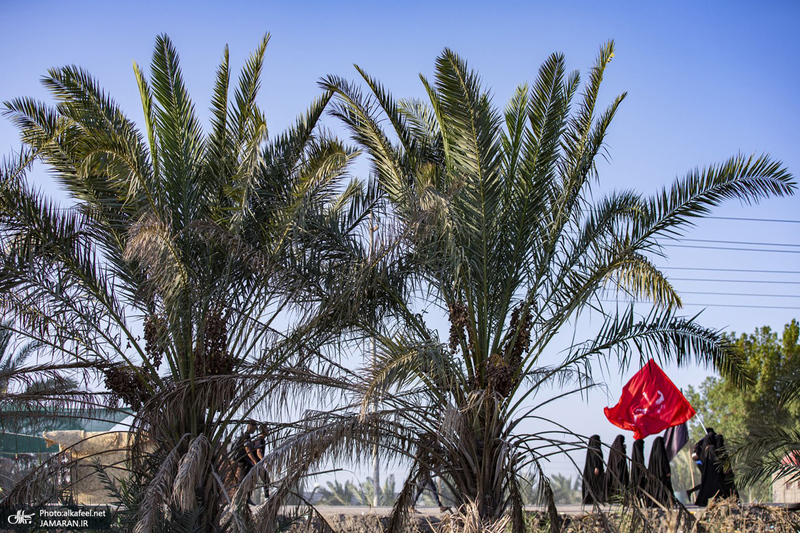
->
[251,424,271,500]
[605,435,629,502]
[234,422,258,480]
[582,435,605,504]
[687,427,716,500]
[692,427,718,462]
[687,428,738,505]
[694,437,725,506]
[630,439,647,502]
[412,433,448,512]
[414,474,443,510]
[233,422,259,504]
[646,436,673,508]
[715,435,738,499]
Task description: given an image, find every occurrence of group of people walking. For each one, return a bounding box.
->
[231,423,737,509]
[582,428,737,508]
[582,434,673,507]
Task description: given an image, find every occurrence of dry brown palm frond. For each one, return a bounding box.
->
[385,466,421,533]
[708,504,786,532]
[133,433,190,533]
[439,403,466,446]
[123,213,187,301]
[172,434,211,512]
[558,497,800,533]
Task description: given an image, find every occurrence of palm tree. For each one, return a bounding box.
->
[549,474,580,505]
[359,474,396,506]
[313,479,359,506]
[0,34,367,530]
[261,42,795,532]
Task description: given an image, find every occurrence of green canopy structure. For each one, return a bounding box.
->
[0,409,131,457]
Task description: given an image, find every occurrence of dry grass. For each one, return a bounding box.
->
[693,499,800,533]
[284,513,388,533]
[434,503,511,533]
[526,499,800,533]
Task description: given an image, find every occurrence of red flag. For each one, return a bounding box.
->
[604,359,695,440]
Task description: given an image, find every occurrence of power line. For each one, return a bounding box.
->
[671,278,800,285]
[667,244,800,254]
[612,216,800,311]
[680,303,798,310]
[601,300,798,310]
[583,211,800,225]
[682,238,800,248]
[705,215,800,224]
[679,291,800,299]
[662,267,800,275]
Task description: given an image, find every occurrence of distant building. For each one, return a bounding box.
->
[0,409,131,504]
[772,452,800,505]
[772,475,800,504]
[43,429,132,505]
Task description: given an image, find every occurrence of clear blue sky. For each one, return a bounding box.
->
[2,0,799,477]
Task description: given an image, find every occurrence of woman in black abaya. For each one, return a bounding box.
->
[646,436,674,507]
[605,435,629,502]
[716,435,738,499]
[582,435,605,504]
[630,439,647,502]
[695,439,725,507]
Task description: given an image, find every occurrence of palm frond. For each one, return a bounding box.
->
[149,33,205,226]
[735,425,800,488]
[321,73,411,210]
[636,153,795,243]
[172,434,210,512]
[133,434,190,533]
[570,305,749,387]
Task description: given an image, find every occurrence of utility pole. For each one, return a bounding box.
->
[369,212,380,507]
